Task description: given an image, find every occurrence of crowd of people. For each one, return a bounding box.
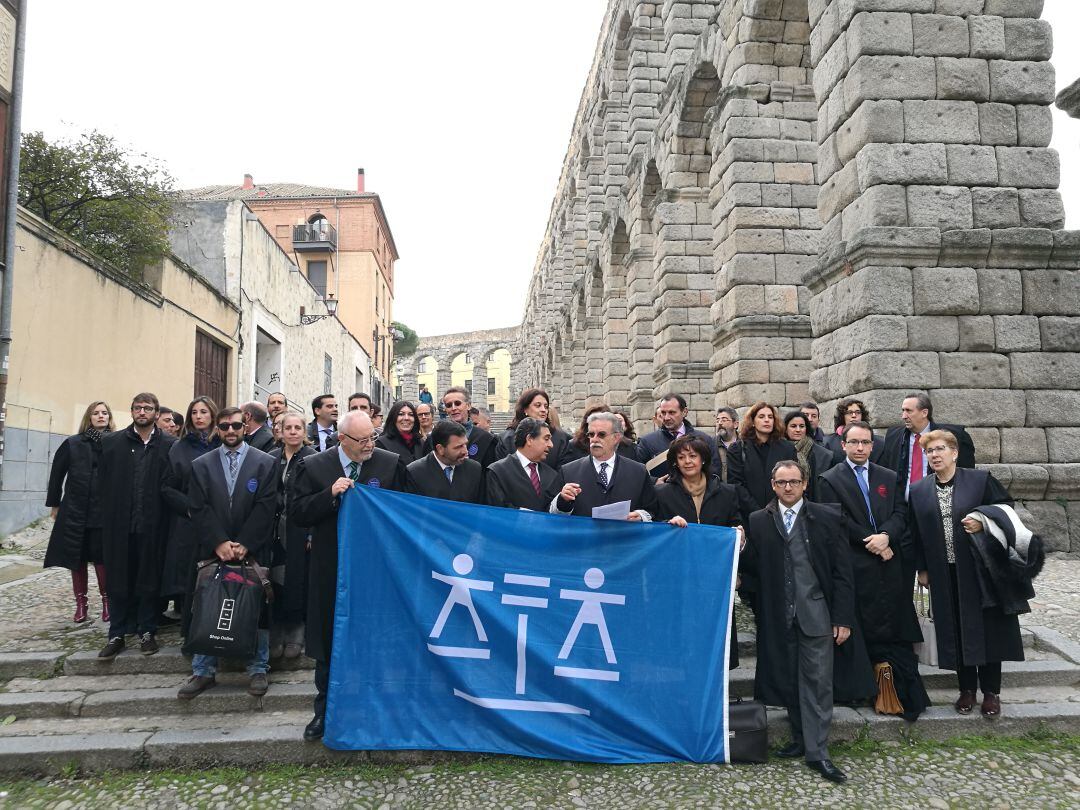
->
[44,384,1042,781]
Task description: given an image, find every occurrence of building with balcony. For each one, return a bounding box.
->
[180,169,399,407]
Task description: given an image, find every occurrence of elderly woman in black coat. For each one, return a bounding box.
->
[269,412,317,659]
[911,429,1019,718]
[655,433,746,668]
[45,401,114,623]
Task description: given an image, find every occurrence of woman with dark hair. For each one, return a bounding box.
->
[614,411,638,443]
[727,402,798,513]
[784,410,838,501]
[655,433,746,667]
[825,397,885,462]
[269,412,317,659]
[160,397,219,631]
[375,401,424,463]
[45,401,115,623]
[498,388,573,469]
[564,403,641,464]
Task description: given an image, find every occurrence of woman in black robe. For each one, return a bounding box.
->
[498,388,575,468]
[269,412,317,659]
[45,401,114,623]
[783,410,837,502]
[375,401,424,463]
[910,429,1019,718]
[654,433,745,669]
[160,397,219,634]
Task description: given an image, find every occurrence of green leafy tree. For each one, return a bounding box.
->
[392,321,419,356]
[18,130,175,278]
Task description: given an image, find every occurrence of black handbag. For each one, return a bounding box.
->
[728,698,768,764]
[182,560,267,658]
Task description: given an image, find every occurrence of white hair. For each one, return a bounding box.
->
[587,411,623,435]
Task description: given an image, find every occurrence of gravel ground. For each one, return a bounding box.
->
[0,737,1078,809]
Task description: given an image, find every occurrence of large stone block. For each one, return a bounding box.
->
[912,266,979,314]
[841,185,909,236]
[1045,464,1080,501]
[856,143,948,187]
[977,102,1017,145]
[1039,317,1080,351]
[846,55,938,111]
[968,427,1001,464]
[946,145,999,186]
[996,146,1059,189]
[904,100,980,143]
[907,315,961,350]
[969,15,1006,60]
[975,267,1022,314]
[1003,18,1053,61]
[912,13,970,56]
[1016,105,1053,148]
[846,12,914,59]
[1022,500,1070,551]
[836,100,905,164]
[1010,352,1080,389]
[982,0,1043,18]
[989,60,1056,104]
[936,57,990,100]
[847,351,941,391]
[810,266,914,334]
[992,315,1040,351]
[1027,391,1080,426]
[1022,270,1080,315]
[1017,189,1065,229]
[939,351,1010,387]
[957,315,996,350]
[1000,427,1048,463]
[1047,429,1080,464]
[818,160,861,222]
[907,186,974,229]
[933,388,1027,426]
[813,315,910,366]
[971,187,1020,228]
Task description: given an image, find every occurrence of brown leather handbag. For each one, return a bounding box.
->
[874,662,904,715]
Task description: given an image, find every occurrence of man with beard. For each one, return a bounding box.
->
[266,392,288,422]
[289,410,407,741]
[407,420,485,504]
[97,393,176,658]
[486,418,564,511]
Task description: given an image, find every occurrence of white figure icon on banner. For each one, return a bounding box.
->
[428,553,494,659]
[555,567,626,682]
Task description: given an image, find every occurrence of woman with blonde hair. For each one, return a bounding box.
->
[45,401,115,623]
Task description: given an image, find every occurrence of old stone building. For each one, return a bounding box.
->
[516,0,1079,551]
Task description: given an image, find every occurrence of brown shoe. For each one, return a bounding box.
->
[177,675,216,700]
[981,692,1001,718]
[954,690,977,714]
[247,673,269,697]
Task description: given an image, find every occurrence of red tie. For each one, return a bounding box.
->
[528,462,541,496]
[910,432,924,484]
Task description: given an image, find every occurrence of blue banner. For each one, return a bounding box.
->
[326,485,739,763]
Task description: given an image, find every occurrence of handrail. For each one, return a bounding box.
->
[253,381,307,417]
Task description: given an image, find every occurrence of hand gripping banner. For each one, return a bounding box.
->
[326,485,739,763]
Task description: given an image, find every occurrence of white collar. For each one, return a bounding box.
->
[432,453,453,472]
[782,499,804,519]
[846,458,869,474]
[515,451,537,470]
[592,454,616,474]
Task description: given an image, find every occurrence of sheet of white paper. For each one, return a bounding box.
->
[591,500,631,521]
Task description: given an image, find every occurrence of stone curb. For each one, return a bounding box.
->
[79,682,314,717]
[0,651,63,680]
[1026,625,1080,665]
[0,690,83,718]
[0,731,149,773]
[63,647,314,676]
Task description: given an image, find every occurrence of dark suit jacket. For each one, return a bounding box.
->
[637,422,722,479]
[824,431,885,464]
[497,426,574,470]
[188,446,278,564]
[882,422,975,493]
[407,453,485,504]
[306,420,338,451]
[376,431,424,464]
[422,422,498,470]
[289,446,407,662]
[727,438,799,511]
[555,454,658,517]
[486,454,564,511]
[245,425,276,453]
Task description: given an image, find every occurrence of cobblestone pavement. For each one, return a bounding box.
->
[0,737,1078,809]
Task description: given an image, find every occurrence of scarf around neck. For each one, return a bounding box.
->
[794,435,815,471]
[681,474,708,521]
[84,427,108,443]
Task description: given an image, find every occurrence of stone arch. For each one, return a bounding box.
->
[602,219,631,410]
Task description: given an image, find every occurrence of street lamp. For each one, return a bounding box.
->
[300,293,338,325]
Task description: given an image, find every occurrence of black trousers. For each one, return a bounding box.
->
[107,532,159,638]
[949,563,1002,694]
[314,659,330,719]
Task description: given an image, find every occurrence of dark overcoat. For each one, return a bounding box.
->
[270,444,317,622]
[803,442,840,502]
[160,432,219,596]
[407,454,485,504]
[99,426,176,599]
[727,438,799,513]
[881,423,976,493]
[44,433,106,569]
[375,431,424,464]
[497,425,574,470]
[637,422,723,479]
[909,468,1021,670]
[188,446,278,563]
[290,446,408,663]
[744,500,859,707]
[555,455,658,517]
[245,425,277,453]
[485,454,564,511]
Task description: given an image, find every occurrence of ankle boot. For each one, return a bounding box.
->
[93,564,110,623]
[71,567,89,623]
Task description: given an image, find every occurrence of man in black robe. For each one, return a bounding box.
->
[97,393,175,659]
[817,421,929,720]
[408,420,485,504]
[289,410,407,741]
[881,392,975,499]
[306,394,339,451]
[744,460,853,784]
[486,418,564,511]
[423,386,498,470]
[241,401,276,452]
[551,411,656,520]
[636,394,721,479]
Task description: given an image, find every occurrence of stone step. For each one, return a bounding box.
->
[0,651,63,680]
[2,701,1079,775]
[63,646,315,676]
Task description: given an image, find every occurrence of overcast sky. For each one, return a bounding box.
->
[21,1,1080,338]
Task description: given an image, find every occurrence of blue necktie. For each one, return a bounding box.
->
[854,466,877,530]
[444,466,454,483]
[784,508,795,534]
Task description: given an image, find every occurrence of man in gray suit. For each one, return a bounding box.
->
[745,460,855,783]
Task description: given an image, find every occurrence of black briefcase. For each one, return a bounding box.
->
[728,698,768,764]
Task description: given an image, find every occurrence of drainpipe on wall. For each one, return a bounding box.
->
[0,0,28,491]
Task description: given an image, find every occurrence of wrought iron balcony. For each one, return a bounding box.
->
[292,222,338,252]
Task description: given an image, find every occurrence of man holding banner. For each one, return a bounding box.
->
[289,410,407,741]
[745,459,854,784]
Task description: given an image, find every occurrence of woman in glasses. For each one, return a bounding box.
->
[909,429,1020,718]
[161,397,219,636]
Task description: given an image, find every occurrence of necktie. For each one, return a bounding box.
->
[444,465,454,483]
[347,461,359,482]
[910,432,924,484]
[854,465,877,530]
[784,508,795,534]
[528,462,541,496]
[322,428,332,450]
[226,450,239,494]
[598,461,609,489]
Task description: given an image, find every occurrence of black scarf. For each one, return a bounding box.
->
[84,427,108,443]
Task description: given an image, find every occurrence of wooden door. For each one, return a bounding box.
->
[194,331,229,407]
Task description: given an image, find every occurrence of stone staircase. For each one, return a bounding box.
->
[0,626,1077,775]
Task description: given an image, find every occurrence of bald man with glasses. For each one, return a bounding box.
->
[289,410,407,741]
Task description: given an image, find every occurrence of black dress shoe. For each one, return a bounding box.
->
[303,714,325,741]
[776,741,805,759]
[807,759,848,784]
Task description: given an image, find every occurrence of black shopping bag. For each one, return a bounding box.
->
[183,560,265,658]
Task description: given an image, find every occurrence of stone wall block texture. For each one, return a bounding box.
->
[1017,189,1065,229]
[982,0,1043,18]
[1022,270,1080,315]
[907,315,961,351]
[912,13,970,56]
[913,266,979,314]
[856,143,948,187]
[835,100,905,165]
[995,147,1060,189]
[957,315,996,351]
[904,100,980,143]
[975,268,1022,314]
[1002,18,1052,61]
[968,15,1006,59]
[848,351,941,391]
[935,1,984,15]
[992,315,1040,352]
[810,266,914,334]
[845,55,938,111]
[907,186,974,230]
[977,102,1017,145]
[971,187,1020,228]
[1039,317,1080,352]
[989,60,1055,104]
[1000,427,1049,463]
[1010,353,1080,390]
[939,351,1010,387]
[946,145,999,186]
[1047,429,1080,464]
[812,314,910,366]
[1026,392,1080,426]
[936,57,990,101]
[967,427,1001,464]
[1016,105,1053,148]
[846,12,915,60]
[934,388,1027,426]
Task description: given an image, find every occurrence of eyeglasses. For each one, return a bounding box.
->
[340,430,375,446]
[924,446,951,455]
[773,479,804,488]
[845,408,863,416]
[586,430,610,439]
[132,404,157,413]
[844,439,873,447]
[217,421,244,431]
[444,400,466,408]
